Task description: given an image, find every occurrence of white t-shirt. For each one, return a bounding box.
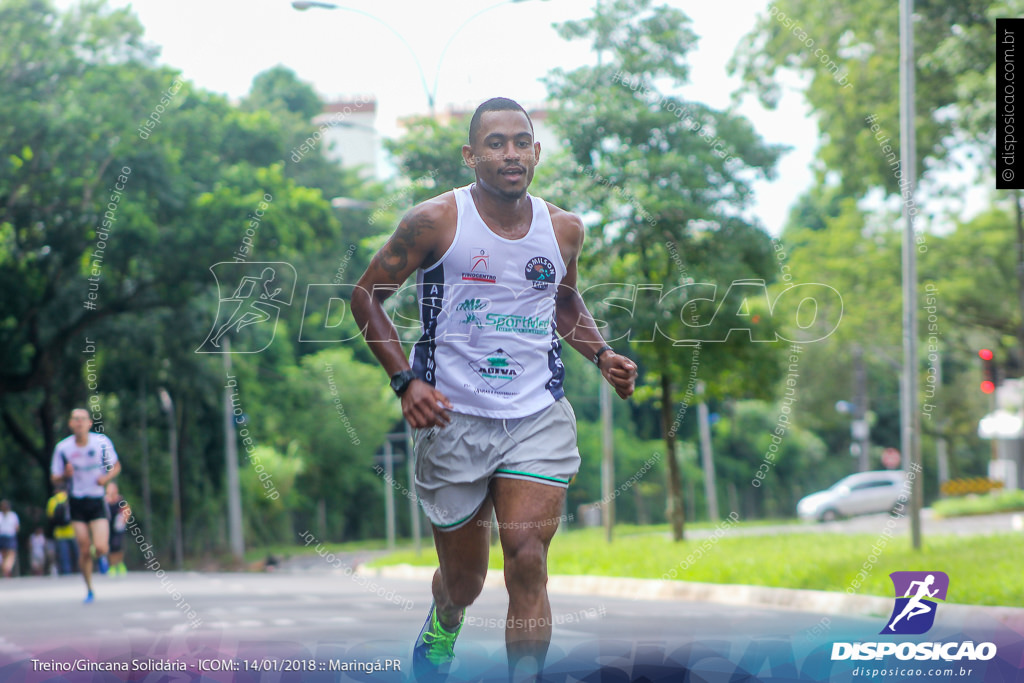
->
[30,533,45,560]
[0,510,19,536]
[50,432,120,499]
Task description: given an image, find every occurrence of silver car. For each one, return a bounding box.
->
[797,471,907,522]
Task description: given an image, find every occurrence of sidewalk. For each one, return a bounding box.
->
[362,563,1024,631]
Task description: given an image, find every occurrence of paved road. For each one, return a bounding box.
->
[0,567,1015,681]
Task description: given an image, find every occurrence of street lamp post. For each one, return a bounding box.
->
[292,1,544,115]
[158,387,185,569]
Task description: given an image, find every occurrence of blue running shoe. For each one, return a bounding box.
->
[83,591,95,604]
[412,602,463,681]
[98,555,109,575]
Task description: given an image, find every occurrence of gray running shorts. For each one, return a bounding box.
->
[412,397,581,531]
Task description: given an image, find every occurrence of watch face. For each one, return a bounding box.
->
[391,371,413,394]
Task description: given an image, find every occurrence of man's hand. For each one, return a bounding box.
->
[401,379,454,428]
[599,353,637,399]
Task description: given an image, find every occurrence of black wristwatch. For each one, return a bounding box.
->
[389,369,417,396]
[593,345,614,366]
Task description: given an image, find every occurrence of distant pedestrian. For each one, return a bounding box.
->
[29,528,46,576]
[46,483,77,575]
[106,483,129,576]
[0,499,19,577]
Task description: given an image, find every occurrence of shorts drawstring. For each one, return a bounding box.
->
[502,418,520,445]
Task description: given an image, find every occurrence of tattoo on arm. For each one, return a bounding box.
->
[376,212,435,280]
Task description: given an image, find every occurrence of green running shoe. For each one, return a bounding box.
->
[412,601,463,680]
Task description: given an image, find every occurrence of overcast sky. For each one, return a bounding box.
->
[111,0,815,236]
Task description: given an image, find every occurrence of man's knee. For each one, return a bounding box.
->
[503,537,547,589]
[443,568,486,607]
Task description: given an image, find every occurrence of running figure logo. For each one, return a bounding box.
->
[197,262,296,353]
[882,571,949,635]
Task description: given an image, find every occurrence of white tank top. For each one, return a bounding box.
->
[409,184,567,418]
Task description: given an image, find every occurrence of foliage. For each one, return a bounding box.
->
[542,0,788,539]
[730,0,995,195]
[932,490,1024,518]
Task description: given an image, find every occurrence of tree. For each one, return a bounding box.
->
[244,64,322,122]
[0,1,393,560]
[729,0,994,197]
[543,0,787,539]
[384,116,475,204]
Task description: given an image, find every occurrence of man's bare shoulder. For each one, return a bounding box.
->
[405,191,458,231]
[392,191,457,269]
[545,201,585,252]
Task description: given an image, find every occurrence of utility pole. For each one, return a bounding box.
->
[405,422,421,555]
[383,438,395,551]
[223,338,244,563]
[899,0,923,550]
[600,380,614,542]
[852,344,871,471]
[696,381,719,522]
[158,388,184,569]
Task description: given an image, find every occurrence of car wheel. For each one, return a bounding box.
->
[820,508,838,523]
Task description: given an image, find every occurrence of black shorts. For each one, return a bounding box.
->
[70,497,109,523]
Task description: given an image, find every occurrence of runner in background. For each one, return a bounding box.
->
[0,499,19,577]
[106,482,129,576]
[46,482,77,575]
[51,408,122,602]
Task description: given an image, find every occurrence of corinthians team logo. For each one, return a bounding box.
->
[882,571,949,635]
[525,256,555,290]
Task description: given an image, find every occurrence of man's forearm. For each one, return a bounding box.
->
[351,289,411,376]
[555,292,612,360]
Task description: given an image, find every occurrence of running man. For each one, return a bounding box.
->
[51,408,122,603]
[352,97,637,680]
[888,574,939,631]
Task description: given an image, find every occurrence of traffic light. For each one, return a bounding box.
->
[979,348,996,394]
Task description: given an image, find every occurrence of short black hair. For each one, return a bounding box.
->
[468,97,533,146]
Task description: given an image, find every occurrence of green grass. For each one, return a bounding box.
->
[932,490,1024,518]
[370,526,1024,607]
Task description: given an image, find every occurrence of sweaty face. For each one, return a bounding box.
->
[467,110,538,200]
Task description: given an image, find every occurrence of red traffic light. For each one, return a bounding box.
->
[981,380,996,394]
[979,349,994,361]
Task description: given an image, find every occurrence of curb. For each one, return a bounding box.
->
[361,564,1024,629]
